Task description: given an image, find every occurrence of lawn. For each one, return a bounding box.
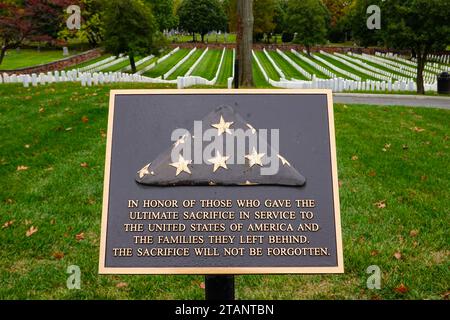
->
[267,50,309,81]
[0,49,78,70]
[166,49,203,80]
[0,83,449,300]
[143,49,190,78]
[216,50,234,87]
[191,49,223,80]
[254,51,281,81]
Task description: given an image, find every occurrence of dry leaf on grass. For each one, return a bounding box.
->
[2,220,14,229]
[199,282,205,289]
[17,165,29,171]
[374,200,386,209]
[80,162,88,168]
[394,251,402,260]
[410,230,419,237]
[351,155,358,161]
[75,232,85,241]
[26,226,38,237]
[116,282,128,288]
[52,252,64,260]
[81,116,89,123]
[394,283,408,294]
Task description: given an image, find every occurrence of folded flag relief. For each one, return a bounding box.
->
[135,105,306,187]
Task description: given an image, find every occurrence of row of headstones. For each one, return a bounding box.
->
[271,77,434,93]
[361,53,437,84]
[0,70,157,87]
[377,52,449,73]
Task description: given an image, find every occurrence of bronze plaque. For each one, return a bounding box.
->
[99,89,343,274]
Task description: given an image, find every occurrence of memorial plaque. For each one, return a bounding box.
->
[99,89,343,274]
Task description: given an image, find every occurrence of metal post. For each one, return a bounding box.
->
[205,275,235,300]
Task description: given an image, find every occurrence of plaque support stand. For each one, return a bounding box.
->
[204,62,239,301]
[205,275,235,300]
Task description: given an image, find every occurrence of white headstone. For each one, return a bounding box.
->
[63,47,69,56]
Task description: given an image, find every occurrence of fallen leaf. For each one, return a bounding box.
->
[443,291,450,300]
[80,162,88,168]
[81,116,89,123]
[2,220,14,229]
[384,143,391,149]
[25,96,32,100]
[26,226,38,237]
[24,144,30,149]
[116,282,128,288]
[394,251,402,260]
[370,250,379,256]
[100,130,107,138]
[368,170,376,177]
[5,198,14,204]
[351,155,358,161]
[394,283,408,294]
[39,107,45,113]
[75,232,85,241]
[420,175,428,181]
[374,200,386,209]
[413,241,419,248]
[199,282,205,289]
[410,230,419,237]
[411,126,425,132]
[52,252,64,260]
[50,219,56,225]
[338,180,343,187]
[16,165,29,171]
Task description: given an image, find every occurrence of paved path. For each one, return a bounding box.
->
[333,93,450,109]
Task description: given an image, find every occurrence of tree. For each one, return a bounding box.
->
[103,0,161,73]
[322,0,354,42]
[348,0,384,47]
[145,0,177,31]
[286,0,330,55]
[0,3,32,65]
[236,0,254,87]
[253,0,276,42]
[0,0,71,65]
[383,0,450,94]
[177,0,227,43]
[223,0,237,32]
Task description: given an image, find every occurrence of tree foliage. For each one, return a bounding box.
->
[103,0,161,73]
[383,0,450,94]
[286,0,330,54]
[177,0,227,42]
[144,0,177,31]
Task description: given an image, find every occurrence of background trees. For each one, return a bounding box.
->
[102,0,161,73]
[177,0,227,42]
[383,0,450,94]
[286,0,330,55]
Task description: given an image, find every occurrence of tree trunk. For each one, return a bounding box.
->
[237,0,254,87]
[0,46,7,65]
[306,45,311,56]
[416,50,427,95]
[192,32,195,42]
[201,33,205,43]
[129,53,137,74]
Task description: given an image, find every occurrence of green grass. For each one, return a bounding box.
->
[0,49,79,70]
[267,50,308,81]
[251,59,271,88]
[253,51,281,81]
[215,50,234,87]
[143,49,190,78]
[316,53,378,81]
[191,49,223,80]
[167,49,203,80]
[285,51,329,79]
[0,83,449,299]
